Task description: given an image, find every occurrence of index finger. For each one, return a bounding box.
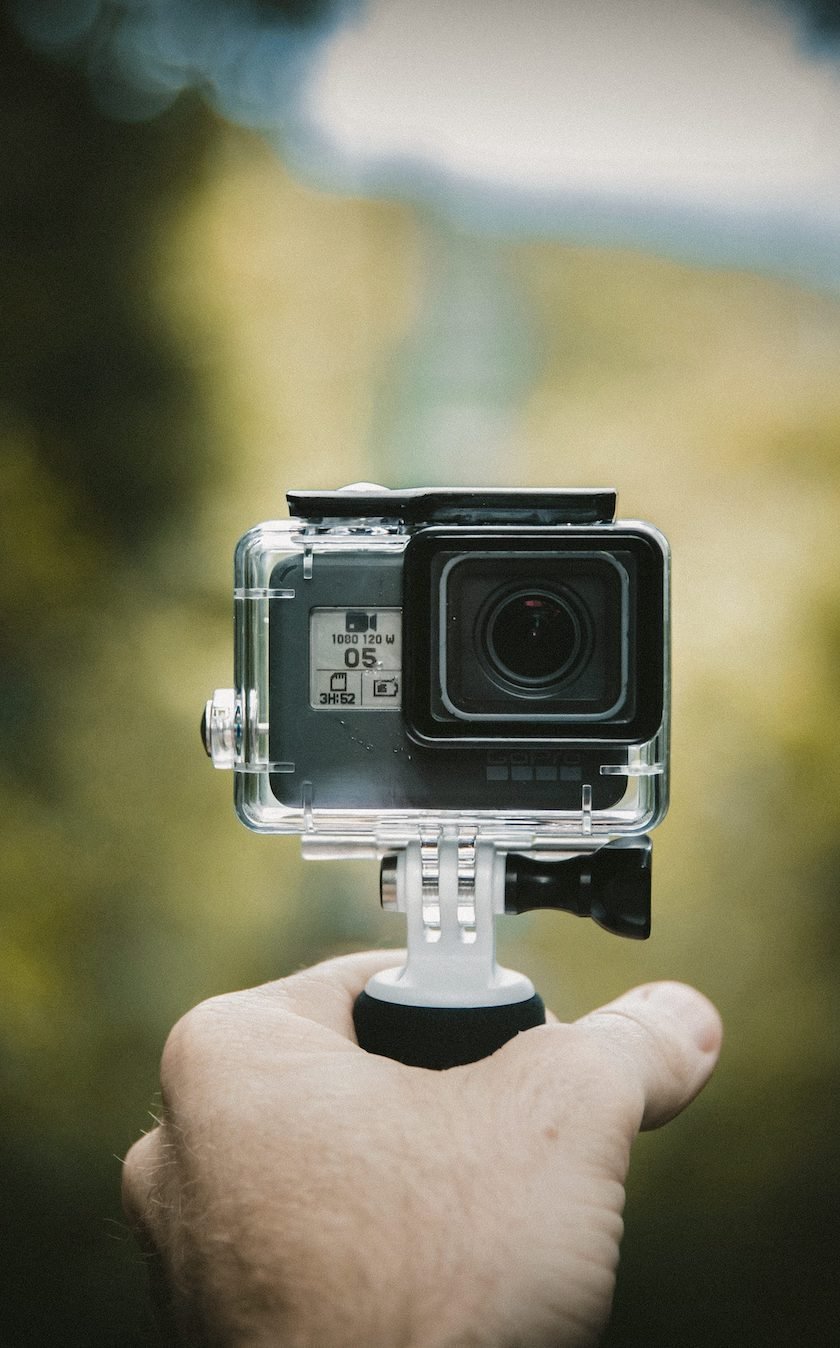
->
[255,948,406,1040]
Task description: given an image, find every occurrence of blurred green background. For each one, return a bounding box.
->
[2,8,840,1345]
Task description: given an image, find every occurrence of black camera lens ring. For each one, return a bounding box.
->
[401,526,666,744]
[478,584,594,697]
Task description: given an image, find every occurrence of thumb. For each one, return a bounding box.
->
[575,981,723,1129]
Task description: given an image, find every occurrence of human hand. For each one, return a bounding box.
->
[123,951,721,1348]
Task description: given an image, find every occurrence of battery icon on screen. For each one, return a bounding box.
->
[373,678,398,698]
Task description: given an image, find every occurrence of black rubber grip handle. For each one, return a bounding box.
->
[353,991,546,1069]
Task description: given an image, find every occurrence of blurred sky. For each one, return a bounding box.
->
[16,0,840,286]
[307,0,840,274]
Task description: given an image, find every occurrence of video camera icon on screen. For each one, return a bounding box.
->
[346,611,377,633]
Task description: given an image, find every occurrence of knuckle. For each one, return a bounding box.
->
[159,995,236,1103]
[583,1006,698,1126]
[611,1006,694,1092]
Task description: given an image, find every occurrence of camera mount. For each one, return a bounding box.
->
[352,834,651,1069]
[355,837,543,1069]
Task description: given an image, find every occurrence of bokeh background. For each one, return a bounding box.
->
[2,1,840,1343]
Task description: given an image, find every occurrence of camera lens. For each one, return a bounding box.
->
[485,588,584,687]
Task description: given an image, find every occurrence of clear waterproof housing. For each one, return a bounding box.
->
[209,487,670,858]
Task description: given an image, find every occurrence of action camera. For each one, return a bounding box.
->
[205,484,669,847]
[204,485,670,1067]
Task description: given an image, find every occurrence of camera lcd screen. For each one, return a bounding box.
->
[309,607,402,709]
